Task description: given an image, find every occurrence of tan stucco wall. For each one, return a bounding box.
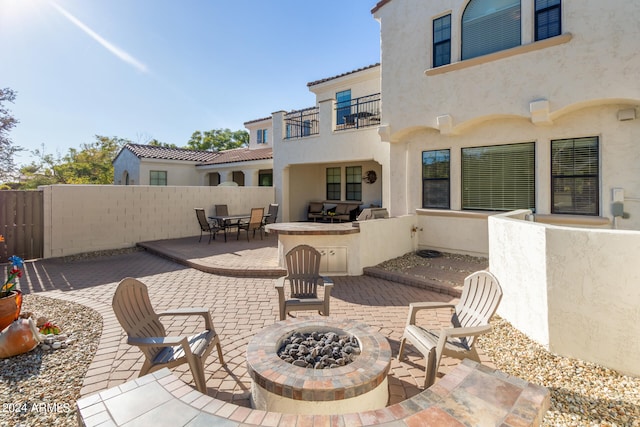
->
[138,159,203,186]
[489,211,640,377]
[375,0,640,131]
[417,209,491,257]
[393,104,640,229]
[197,159,273,187]
[41,185,274,258]
[375,0,640,224]
[274,215,416,276]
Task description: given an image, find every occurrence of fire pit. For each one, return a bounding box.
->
[246,318,391,415]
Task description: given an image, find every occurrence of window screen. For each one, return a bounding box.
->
[346,166,362,201]
[259,170,273,186]
[326,167,341,200]
[422,149,450,208]
[433,14,451,67]
[462,142,535,211]
[535,0,561,41]
[551,137,599,215]
[150,170,167,186]
[462,0,521,60]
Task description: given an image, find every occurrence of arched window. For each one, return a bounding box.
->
[462,0,521,60]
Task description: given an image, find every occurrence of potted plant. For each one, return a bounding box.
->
[0,235,24,331]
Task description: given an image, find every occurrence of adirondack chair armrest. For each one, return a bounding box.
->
[128,336,188,348]
[321,277,333,300]
[158,308,214,331]
[275,276,286,301]
[407,302,456,325]
[440,324,492,338]
[320,276,333,288]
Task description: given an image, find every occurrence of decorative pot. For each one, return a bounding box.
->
[0,317,41,358]
[0,291,23,332]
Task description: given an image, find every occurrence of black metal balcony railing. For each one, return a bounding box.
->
[335,93,381,131]
[284,107,319,139]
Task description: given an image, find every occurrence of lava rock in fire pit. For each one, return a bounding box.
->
[278,331,361,369]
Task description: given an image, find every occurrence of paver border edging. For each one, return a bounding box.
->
[137,243,286,278]
[76,359,550,426]
[363,267,462,298]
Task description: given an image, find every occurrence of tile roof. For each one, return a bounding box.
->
[307,63,380,87]
[371,0,391,14]
[197,147,272,166]
[121,143,220,162]
[243,116,272,125]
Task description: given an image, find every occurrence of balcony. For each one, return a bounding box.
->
[284,107,319,139]
[335,93,381,131]
[280,93,381,141]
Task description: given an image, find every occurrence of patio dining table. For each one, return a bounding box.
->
[208,213,270,242]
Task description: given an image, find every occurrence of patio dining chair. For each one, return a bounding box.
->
[275,244,333,321]
[237,207,265,241]
[263,203,279,228]
[214,204,238,237]
[397,270,502,388]
[195,208,220,243]
[112,278,225,393]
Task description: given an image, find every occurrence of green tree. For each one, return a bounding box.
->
[16,136,128,188]
[0,88,23,183]
[53,136,127,184]
[17,147,63,189]
[187,128,248,151]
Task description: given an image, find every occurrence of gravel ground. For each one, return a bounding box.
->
[0,295,101,427]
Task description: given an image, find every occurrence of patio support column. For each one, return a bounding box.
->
[272,111,288,221]
[318,98,335,135]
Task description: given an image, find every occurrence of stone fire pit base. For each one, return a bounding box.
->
[250,376,389,415]
[246,318,391,415]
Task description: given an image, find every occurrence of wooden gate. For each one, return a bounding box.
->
[0,191,44,263]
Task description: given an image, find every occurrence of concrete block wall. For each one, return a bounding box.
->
[41,185,274,258]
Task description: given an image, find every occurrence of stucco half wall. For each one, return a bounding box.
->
[41,185,274,258]
[489,210,640,377]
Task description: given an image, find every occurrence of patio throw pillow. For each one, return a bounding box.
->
[309,202,324,213]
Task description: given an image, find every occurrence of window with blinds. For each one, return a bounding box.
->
[462,0,521,60]
[551,137,599,215]
[422,149,450,208]
[462,142,535,211]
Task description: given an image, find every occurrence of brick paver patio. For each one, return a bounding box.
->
[19,236,494,408]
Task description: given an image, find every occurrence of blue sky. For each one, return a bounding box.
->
[0,0,381,166]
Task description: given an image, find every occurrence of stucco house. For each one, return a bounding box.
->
[112,144,219,186]
[367,0,640,254]
[272,64,386,222]
[196,117,274,187]
[113,121,273,187]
